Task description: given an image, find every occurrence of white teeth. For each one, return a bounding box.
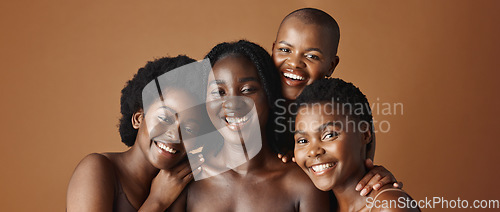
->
[157,142,177,154]
[283,72,305,80]
[225,115,249,124]
[311,163,335,172]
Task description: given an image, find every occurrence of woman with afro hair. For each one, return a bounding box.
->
[67,55,206,211]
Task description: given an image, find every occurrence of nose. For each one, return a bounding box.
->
[307,141,325,158]
[287,52,305,69]
[222,96,244,110]
[164,116,181,143]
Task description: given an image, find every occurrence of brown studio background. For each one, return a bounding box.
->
[1,0,499,211]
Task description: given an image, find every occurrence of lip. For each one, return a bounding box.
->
[220,112,253,132]
[281,69,308,87]
[308,162,337,176]
[153,140,182,158]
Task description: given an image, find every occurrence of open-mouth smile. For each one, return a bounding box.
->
[222,112,252,131]
[309,162,337,175]
[281,69,308,86]
[153,140,178,154]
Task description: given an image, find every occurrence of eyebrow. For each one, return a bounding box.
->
[158,105,177,114]
[278,41,323,54]
[278,41,293,47]
[208,77,258,85]
[305,47,323,54]
[294,121,340,135]
[294,130,305,135]
[208,79,225,86]
[318,121,340,132]
[239,77,259,83]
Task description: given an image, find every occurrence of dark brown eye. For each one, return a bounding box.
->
[278,48,291,53]
[158,115,174,124]
[296,138,308,144]
[241,86,257,94]
[211,88,225,97]
[306,54,320,60]
[322,132,339,140]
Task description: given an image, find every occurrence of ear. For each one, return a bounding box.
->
[271,42,276,56]
[361,122,372,145]
[131,109,144,129]
[326,56,340,77]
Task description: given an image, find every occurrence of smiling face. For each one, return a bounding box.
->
[205,55,269,144]
[293,103,370,191]
[135,88,201,170]
[272,17,339,100]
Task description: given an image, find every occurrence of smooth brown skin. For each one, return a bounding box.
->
[272,16,339,101]
[169,56,330,211]
[294,104,418,211]
[67,89,203,212]
[272,14,387,194]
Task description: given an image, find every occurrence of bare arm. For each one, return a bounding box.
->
[67,153,115,212]
[167,188,188,212]
[371,189,420,212]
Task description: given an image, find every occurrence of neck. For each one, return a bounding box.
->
[221,133,274,175]
[332,165,369,212]
[119,143,160,189]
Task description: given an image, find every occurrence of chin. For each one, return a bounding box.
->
[282,89,299,100]
[219,130,243,144]
[311,179,334,191]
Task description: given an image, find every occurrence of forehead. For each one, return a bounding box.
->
[295,103,344,128]
[277,18,335,51]
[210,55,259,80]
[146,88,199,114]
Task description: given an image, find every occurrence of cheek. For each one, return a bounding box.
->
[206,101,221,117]
[335,141,361,162]
[307,63,330,80]
[293,148,307,168]
[272,54,285,66]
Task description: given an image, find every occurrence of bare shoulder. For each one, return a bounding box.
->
[280,162,316,189]
[71,153,116,182]
[369,186,420,212]
[280,163,331,212]
[67,153,117,211]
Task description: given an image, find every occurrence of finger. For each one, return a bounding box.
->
[360,173,382,196]
[394,181,403,189]
[370,165,397,184]
[373,175,392,191]
[364,158,374,169]
[356,169,376,191]
[181,172,195,186]
[190,154,205,168]
[291,157,295,163]
[281,155,288,163]
[172,161,191,173]
[192,166,202,178]
[176,163,193,178]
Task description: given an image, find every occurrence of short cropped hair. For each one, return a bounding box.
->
[280,8,340,54]
[294,78,373,129]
